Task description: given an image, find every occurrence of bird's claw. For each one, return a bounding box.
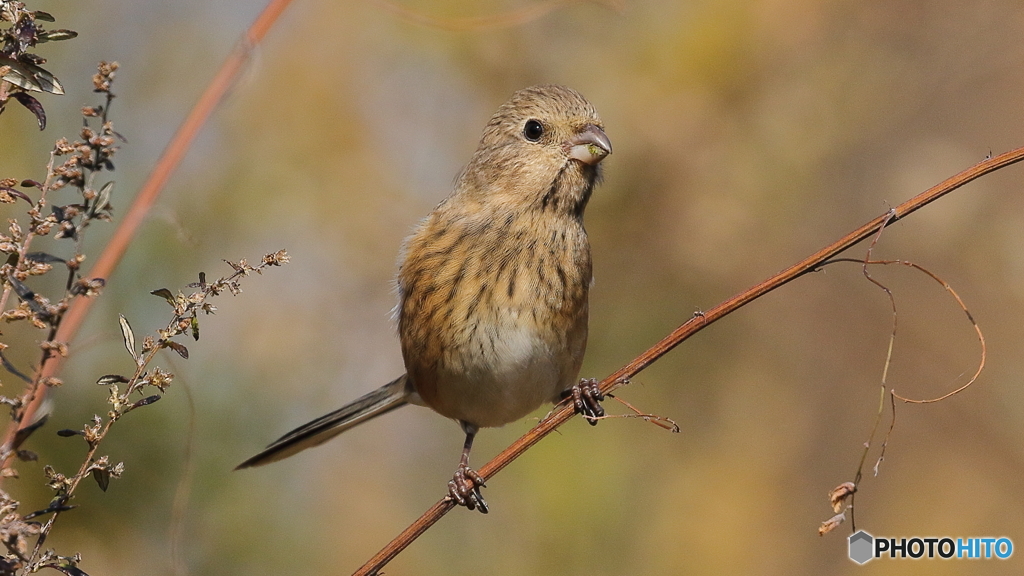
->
[447,464,488,514]
[567,377,605,425]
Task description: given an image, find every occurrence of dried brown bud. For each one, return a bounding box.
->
[263,249,290,266]
[40,341,68,357]
[818,512,846,536]
[148,368,173,392]
[31,221,53,235]
[54,138,75,154]
[8,220,22,241]
[72,277,104,297]
[26,262,51,276]
[828,481,857,513]
[83,424,101,446]
[1,309,30,322]
[93,61,118,91]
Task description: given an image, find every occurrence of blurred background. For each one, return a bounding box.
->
[2,0,1024,574]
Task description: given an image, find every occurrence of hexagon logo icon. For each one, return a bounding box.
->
[849,530,874,564]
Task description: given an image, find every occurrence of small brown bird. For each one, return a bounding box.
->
[237,85,611,513]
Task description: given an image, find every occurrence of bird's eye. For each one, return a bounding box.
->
[523,119,544,142]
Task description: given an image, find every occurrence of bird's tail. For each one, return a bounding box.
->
[235,374,411,469]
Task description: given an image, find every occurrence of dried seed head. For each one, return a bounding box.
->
[54,137,75,154]
[828,481,857,513]
[39,341,68,357]
[818,511,846,536]
[38,377,62,387]
[93,61,118,91]
[263,249,290,266]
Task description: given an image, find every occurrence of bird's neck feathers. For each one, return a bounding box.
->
[453,152,600,222]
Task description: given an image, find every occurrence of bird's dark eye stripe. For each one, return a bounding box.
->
[523,119,544,141]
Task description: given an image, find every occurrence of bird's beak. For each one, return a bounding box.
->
[566,124,612,165]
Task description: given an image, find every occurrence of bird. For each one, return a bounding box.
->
[236,85,612,513]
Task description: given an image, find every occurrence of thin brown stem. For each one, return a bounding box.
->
[353,145,1024,575]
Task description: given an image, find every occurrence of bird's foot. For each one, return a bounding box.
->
[566,378,606,425]
[447,464,488,514]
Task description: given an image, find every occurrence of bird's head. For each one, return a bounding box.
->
[459,85,611,216]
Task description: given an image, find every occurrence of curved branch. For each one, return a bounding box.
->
[353,145,1024,575]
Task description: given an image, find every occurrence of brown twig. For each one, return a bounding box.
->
[353,145,1024,575]
[881,259,985,403]
[606,392,680,432]
[0,0,298,472]
[814,192,986,530]
[843,210,901,534]
[818,226,983,533]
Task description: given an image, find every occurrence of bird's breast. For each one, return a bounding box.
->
[398,209,591,427]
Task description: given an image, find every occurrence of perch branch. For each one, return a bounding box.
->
[353,145,1024,575]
